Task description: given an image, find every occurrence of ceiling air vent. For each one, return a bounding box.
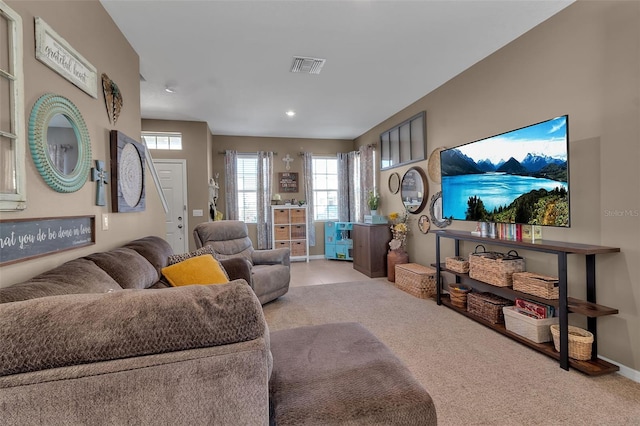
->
[290,56,326,74]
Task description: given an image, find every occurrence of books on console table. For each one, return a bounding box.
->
[515,297,555,319]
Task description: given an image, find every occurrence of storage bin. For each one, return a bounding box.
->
[448,284,472,309]
[291,225,306,239]
[550,325,594,361]
[274,225,290,241]
[274,241,290,250]
[394,263,437,299]
[291,241,307,257]
[467,292,512,324]
[469,245,525,287]
[445,256,469,273]
[512,272,559,299]
[273,209,289,224]
[503,306,558,343]
[290,208,306,223]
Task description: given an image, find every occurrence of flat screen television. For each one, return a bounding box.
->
[440,115,569,227]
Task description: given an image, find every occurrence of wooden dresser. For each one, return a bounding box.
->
[352,223,391,278]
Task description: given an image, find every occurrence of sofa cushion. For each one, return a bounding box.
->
[162,255,230,287]
[123,236,173,276]
[0,282,266,376]
[85,247,159,289]
[0,258,121,303]
[167,245,230,278]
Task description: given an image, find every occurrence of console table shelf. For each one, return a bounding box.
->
[431,229,620,376]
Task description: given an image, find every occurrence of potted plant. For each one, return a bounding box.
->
[367,190,380,215]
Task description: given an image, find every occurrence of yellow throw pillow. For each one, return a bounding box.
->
[161,254,230,287]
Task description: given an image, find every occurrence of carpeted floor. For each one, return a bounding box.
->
[263,279,640,425]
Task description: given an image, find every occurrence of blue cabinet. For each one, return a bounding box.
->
[325,222,354,261]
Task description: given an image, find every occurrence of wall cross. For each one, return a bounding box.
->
[282,153,294,170]
[91,160,109,206]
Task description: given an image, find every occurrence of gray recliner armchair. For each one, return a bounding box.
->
[193,220,290,304]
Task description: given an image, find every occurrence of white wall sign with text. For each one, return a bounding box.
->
[34,17,98,98]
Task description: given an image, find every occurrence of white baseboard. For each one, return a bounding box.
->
[308,254,326,260]
[599,356,640,383]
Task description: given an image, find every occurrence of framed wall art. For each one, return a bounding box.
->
[110,130,145,212]
[0,215,95,266]
[278,172,298,193]
[34,17,98,98]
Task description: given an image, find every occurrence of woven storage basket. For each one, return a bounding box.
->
[467,292,512,324]
[445,256,470,273]
[550,325,594,361]
[448,284,472,309]
[503,306,558,343]
[469,245,525,287]
[395,263,437,299]
[512,272,559,299]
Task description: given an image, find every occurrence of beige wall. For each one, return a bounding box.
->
[356,1,640,371]
[1,0,165,286]
[142,119,212,251]
[212,135,353,256]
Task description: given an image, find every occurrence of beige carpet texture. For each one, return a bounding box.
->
[263,279,640,425]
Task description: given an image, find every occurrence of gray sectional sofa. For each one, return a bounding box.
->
[0,235,436,425]
[0,236,271,425]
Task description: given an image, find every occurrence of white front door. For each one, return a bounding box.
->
[154,160,188,254]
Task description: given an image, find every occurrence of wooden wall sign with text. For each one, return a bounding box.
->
[0,216,95,266]
[279,172,298,193]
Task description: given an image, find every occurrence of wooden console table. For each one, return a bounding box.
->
[431,229,620,376]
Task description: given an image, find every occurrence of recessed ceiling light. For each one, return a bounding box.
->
[286,110,296,117]
[165,86,176,93]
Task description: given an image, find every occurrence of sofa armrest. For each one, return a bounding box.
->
[219,257,253,284]
[0,282,266,376]
[252,248,290,267]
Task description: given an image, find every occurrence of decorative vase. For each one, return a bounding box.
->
[387,249,409,282]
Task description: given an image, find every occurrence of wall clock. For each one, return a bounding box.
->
[110,130,145,212]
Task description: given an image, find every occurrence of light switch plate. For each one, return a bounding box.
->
[193,209,203,217]
[102,213,109,231]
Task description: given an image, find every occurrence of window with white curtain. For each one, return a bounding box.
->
[0,2,26,211]
[312,156,338,221]
[237,154,258,223]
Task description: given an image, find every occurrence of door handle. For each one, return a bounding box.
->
[178,216,183,221]
[178,225,183,229]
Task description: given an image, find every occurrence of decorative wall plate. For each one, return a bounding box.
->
[427,146,447,183]
[418,215,431,234]
[110,130,145,212]
[429,191,452,228]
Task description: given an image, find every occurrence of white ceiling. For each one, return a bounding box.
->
[99,0,574,140]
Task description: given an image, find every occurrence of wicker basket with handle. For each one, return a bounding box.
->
[469,245,525,287]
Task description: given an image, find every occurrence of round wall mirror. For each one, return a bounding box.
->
[29,94,91,193]
[388,172,400,194]
[401,166,428,214]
